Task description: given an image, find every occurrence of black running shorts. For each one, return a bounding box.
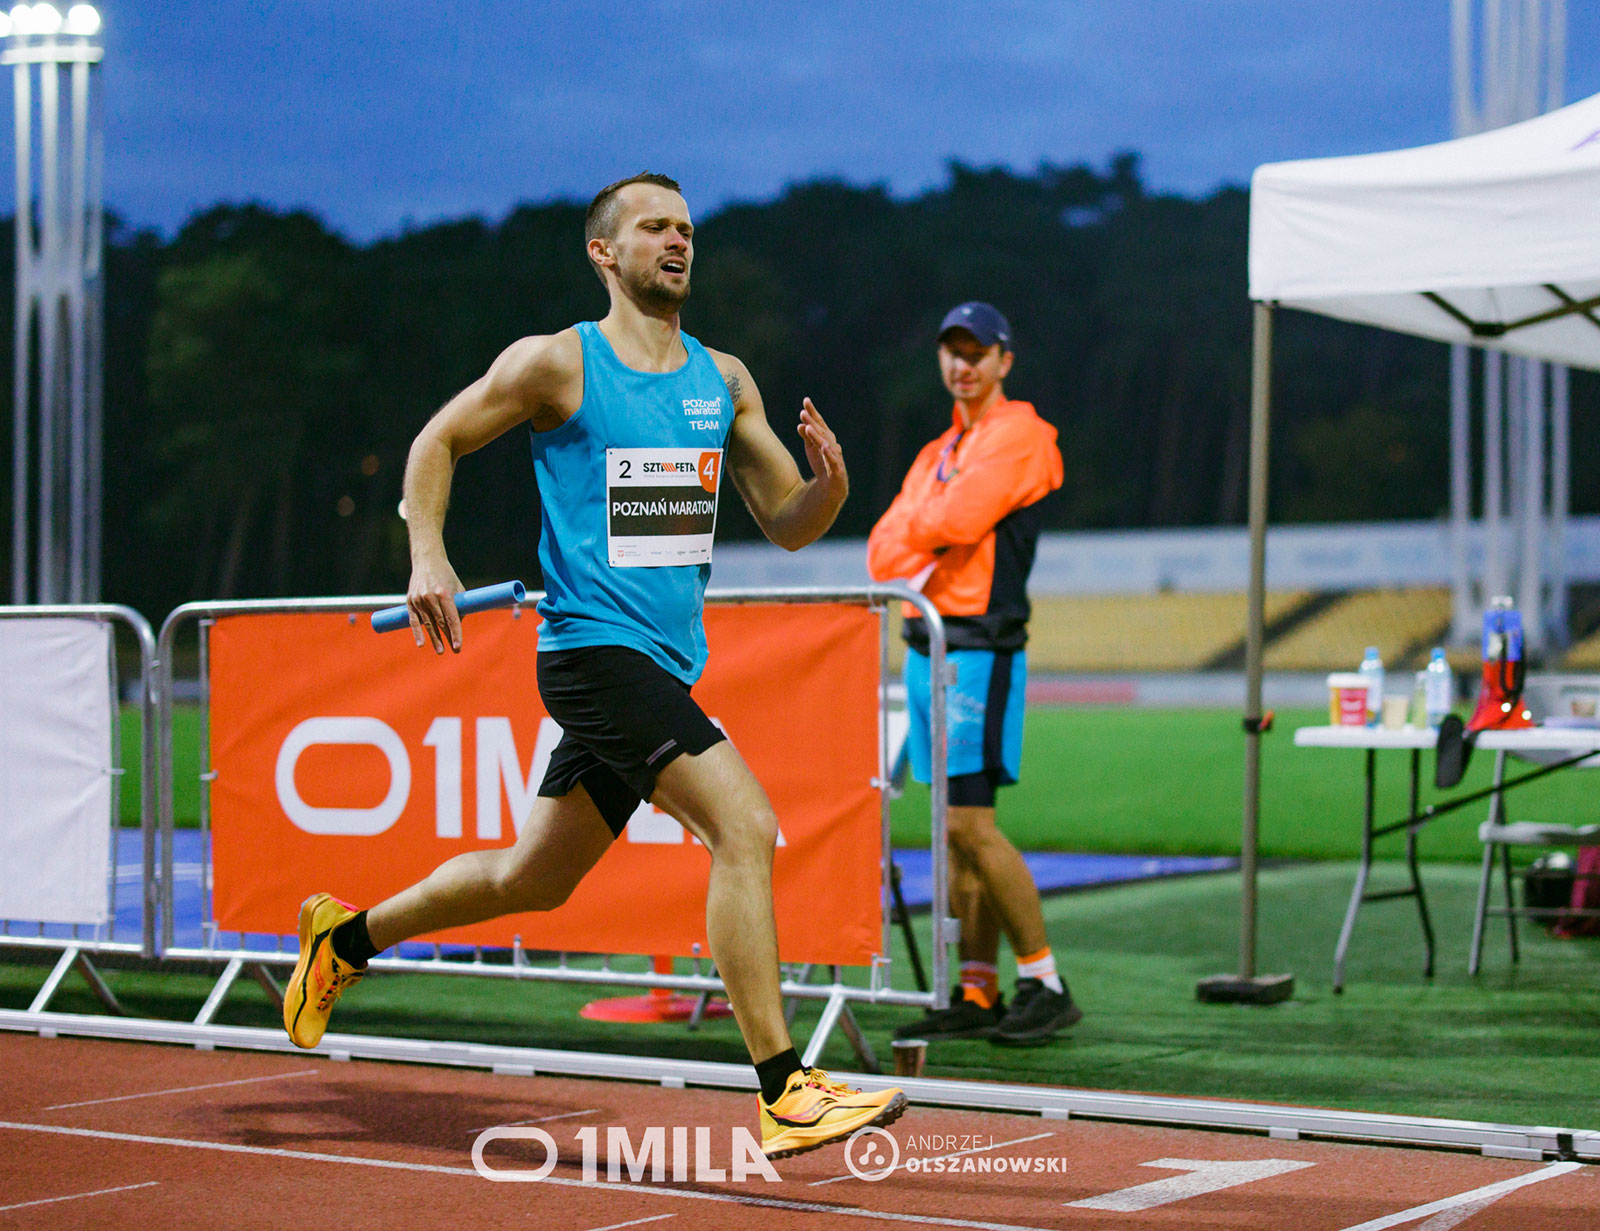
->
[535,644,726,838]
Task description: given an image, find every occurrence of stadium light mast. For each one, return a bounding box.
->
[1449,0,1566,653]
[5,2,104,605]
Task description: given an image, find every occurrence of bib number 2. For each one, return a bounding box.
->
[606,447,722,568]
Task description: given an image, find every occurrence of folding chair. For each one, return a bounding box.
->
[1469,674,1600,975]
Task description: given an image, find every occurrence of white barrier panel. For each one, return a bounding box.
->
[0,618,113,923]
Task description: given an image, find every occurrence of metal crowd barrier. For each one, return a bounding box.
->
[154,585,951,1071]
[0,604,158,1015]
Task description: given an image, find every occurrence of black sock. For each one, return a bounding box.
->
[755,1047,804,1104]
[330,910,377,967]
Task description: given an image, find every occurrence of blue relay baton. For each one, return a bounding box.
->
[371,580,527,633]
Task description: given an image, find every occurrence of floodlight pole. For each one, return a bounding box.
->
[1448,0,1567,653]
[1196,301,1293,1006]
[7,15,103,605]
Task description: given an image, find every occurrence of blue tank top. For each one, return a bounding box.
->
[529,321,735,682]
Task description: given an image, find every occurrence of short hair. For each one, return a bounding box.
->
[585,172,682,284]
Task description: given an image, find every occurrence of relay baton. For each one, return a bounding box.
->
[371,580,527,633]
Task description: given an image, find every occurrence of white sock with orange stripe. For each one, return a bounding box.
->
[1016,947,1064,994]
[959,961,1000,1009]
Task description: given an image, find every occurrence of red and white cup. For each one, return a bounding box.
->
[1328,673,1370,727]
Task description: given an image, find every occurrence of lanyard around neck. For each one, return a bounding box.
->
[936,427,968,482]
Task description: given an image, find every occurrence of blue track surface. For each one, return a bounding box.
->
[889,848,1236,911]
[5,831,1234,954]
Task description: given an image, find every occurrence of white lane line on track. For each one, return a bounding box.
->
[0,1120,1060,1231]
[1335,1162,1584,1231]
[583,1216,675,1231]
[0,1180,160,1213]
[45,1068,320,1110]
[471,1107,600,1133]
[810,1131,1056,1186]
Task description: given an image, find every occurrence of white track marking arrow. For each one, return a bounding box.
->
[1067,1157,1314,1212]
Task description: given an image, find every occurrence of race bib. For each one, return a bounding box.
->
[606,447,722,567]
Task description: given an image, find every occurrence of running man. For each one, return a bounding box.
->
[868,302,1080,1046]
[283,172,905,1157]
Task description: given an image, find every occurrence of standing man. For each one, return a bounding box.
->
[868,302,1079,1046]
[282,172,905,1158]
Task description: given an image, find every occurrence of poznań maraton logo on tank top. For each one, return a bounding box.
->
[606,446,722,567]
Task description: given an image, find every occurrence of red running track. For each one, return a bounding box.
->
[0,1034,1593,1229]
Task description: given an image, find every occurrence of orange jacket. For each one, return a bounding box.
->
[867,399,1062,651]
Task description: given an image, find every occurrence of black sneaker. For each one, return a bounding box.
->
[892,986,1005,1041]
[991,978,1082,1046]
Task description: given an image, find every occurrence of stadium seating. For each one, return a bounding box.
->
[1022,591,1311,673]
[1561,628,1600,669]
[885,585,1593,675]
[1262,587,1451,672]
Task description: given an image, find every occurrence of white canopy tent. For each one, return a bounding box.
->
[1204,91,1600,1002]
[1251,89,1600,362]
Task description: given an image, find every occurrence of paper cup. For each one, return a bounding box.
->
[891,1039,927,1078]
[1328,673,1369,727]
[1381,694,1410,730]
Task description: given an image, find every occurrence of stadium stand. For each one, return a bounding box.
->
[1262,586,1451,672]
[1563,629,1600,669]
[1022,591,1313,673]
[883,582,1594,676]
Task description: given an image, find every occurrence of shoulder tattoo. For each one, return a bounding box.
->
[725,370,743,408]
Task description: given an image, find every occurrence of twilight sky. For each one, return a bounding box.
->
[19,1,1600,240]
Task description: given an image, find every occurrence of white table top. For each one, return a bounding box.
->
[1294,724,1600,752]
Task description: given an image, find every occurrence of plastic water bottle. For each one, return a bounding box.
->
[1358,646,1384,727]
[1424,647,1453,727]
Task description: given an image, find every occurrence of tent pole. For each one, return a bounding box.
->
[1449,345,1474,643]
[1197,301,1293,1006]
[1549,365,1569,647]
[1517,360,1545,654]
[1483,350,1505,600]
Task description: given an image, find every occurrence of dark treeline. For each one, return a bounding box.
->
[2,155,1595,616]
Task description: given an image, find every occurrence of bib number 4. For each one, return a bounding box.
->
[606,447,722,568]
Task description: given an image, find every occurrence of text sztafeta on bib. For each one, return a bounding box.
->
[606,447,722,567]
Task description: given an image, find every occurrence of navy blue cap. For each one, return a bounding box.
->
[938,301,1013,351]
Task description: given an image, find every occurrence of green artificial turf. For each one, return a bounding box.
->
[138,702,1598,865]
[117,703,203,826]
[7,862,1597,1130]
[891,706,1600,862]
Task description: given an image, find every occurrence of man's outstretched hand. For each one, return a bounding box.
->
[798,398,847,497]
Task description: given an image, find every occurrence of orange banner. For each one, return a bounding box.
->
[208,603,884,965]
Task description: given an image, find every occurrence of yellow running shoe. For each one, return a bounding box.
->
[758,1068,907,1159]
[283,893,365,1049]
